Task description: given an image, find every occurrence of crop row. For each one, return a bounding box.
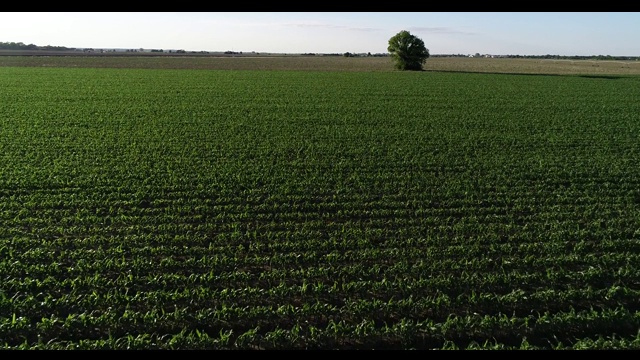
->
[1,66,640,348]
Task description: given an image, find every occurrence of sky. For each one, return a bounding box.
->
[1,12,639,56]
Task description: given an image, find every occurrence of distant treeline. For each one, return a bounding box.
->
[0,41,74,51]
[432,54,640,61]
[2,41,638,60]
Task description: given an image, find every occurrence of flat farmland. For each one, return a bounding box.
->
[1,57,640,349]
[1,53,640,75]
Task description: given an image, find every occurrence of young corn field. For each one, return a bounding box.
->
[1,59,640,349]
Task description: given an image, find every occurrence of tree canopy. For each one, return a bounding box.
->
[387,30,430,71]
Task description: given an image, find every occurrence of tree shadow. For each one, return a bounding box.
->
[576,75,624,80]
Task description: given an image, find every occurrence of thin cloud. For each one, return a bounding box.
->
[233,20,383,32]
[407,26,476,35]
[246,22,382,31]
[282,22,382,32]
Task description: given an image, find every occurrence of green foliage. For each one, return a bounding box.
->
[0,41,71,51]
[387,30,430,71]
[0,41,38,50]
[0,66,640,349]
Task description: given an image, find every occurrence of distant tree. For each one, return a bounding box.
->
[387,30,429,71]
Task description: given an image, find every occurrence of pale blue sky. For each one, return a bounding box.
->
[1,12,638,56]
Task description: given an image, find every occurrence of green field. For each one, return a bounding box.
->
[1,61,640,349]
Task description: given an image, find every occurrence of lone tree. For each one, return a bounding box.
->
[387,30,430,71]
